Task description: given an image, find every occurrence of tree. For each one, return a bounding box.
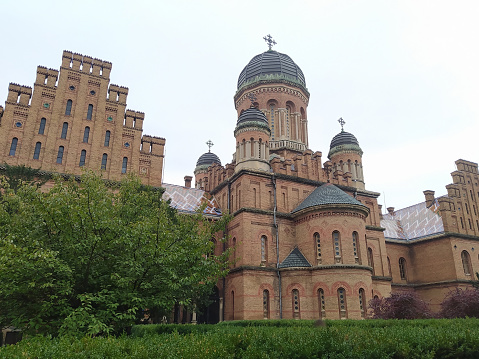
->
[440,288,479,318]
[0,170,231,336]
[368,292,434,319]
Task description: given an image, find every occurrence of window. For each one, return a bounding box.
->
[261,235,267,264]
[314,232,321,263]
[231,291,235,321]
[359,289,366,318]
[65,99,72,115]
[33,142,41,160]
[333,231,342,263]
[104,130,111,146]
[39,118,46,134]
[87,104,93,120]
[79,150,86,167]
[232,237,236,267]
[292,289,300,319]
[337,288,347,319]
[56,146,64,164]
[263,290,270,319]
[353,231,360,264]
[367,248,375,275]
[9,138,18,156]
[387,257,392,276]
[101,153,108,170]
[318,288,326,319]
[399,257,407,280]
[462,250,472,276]
[83,126,90,143]
[61,122,68,139]
[121,157,128,173]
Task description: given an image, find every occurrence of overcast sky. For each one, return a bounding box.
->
[1,0,478,211]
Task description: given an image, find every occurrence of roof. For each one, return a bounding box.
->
[330,131,360,148]
[381,199,444,240]
[279,247,311,268]
[162,183,222,217]
[237,50,306,90]
[292,183,366,214]
[196,152,221,167]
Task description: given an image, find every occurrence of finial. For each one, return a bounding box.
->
[247,93,257,107]
[263,34,276,50]
[206,140,214,153]
[338,117,345,132]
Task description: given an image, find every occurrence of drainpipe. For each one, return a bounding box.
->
[272,174,282,318]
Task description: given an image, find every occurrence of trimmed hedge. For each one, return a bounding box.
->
[2,319,479,358]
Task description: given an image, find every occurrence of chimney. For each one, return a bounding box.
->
[423,190,435,208]
[387,207,395,215]
[184,175,192,188]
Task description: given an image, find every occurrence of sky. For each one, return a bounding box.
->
[1,0,478,212]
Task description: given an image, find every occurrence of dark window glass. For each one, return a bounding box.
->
[39,118,46,134]
[79,150,86,167]
[87,104,93,120]
[61,122,68,139]
[399,257,407,280]
[104,130,111,146]
[65,99,72,116]
[9,138,18,156]
[83,126,90,143]
[33,142,41,159]
[122,157,128,173]
[101,153,108,170]
[56,146,64,164]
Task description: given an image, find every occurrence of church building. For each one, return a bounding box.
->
[1,40,478,322]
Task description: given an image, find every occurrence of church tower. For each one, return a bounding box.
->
[233,35,310,160]
[194,140,221,190]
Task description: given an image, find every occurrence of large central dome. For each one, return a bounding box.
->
[237,50,306,90]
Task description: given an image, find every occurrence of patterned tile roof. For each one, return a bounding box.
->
[292,183,366,214]
[381,199,444,240]
[161,183,222,217]
[279,247,312,268]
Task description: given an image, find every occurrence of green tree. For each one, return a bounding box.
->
[0,170,230,336]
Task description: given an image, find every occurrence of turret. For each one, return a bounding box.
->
[195,140,222,190]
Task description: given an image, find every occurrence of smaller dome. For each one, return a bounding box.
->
[196,152,221,167]
[330,131,360,148]
[237,107,268,125]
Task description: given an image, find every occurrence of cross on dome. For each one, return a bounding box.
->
[247,93,257,107]
[263,34,276,50]
[338,117,345,132]
[206,140,214,152]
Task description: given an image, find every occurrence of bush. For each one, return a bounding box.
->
[441,288,479,318]
[369,292,434,319]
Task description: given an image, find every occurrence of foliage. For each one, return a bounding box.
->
[3,319,479,358]
[1,163,48,192]
[441,288,479,318]
[0,170,231,336]
[471,272,479,289]
[368,292,434,319]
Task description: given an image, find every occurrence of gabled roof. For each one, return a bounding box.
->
[381,199,444,240]
[162,183,222,217]
[292,183,366,214]
[279,247,311,268]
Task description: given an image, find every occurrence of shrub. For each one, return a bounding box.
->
[441,288,479,318]
[369,292,434,319]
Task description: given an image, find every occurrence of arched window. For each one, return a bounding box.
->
[39,118,46,134]
[367,247,375,275]
[104,130,111,146]
[353,231,360,264]
[83,126,90,143]
[258,138,262,159]
[318,288,326,319]
[232,237,236,267]
[399,257,407,280]
[314,232,321,263]
[263,290,270,319]
[333,231,342,263]
[79,149,86,167]
[65,99,73,116]
[101,153,108,170]
[121,157,128,173]
[9,138,18,156]
[359,288,366,318]
[337,288,347,319]
[387,257,392,276]
[56,146,64,164]
[261,235,267,264]
[250,137,254,157]
[87,104,93,120]
[61,122,68,139]
[462,250,472,276]
[253,188,257,207]
[292,289,300,319]
[231,291,235,320]
[33,142,41,159]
